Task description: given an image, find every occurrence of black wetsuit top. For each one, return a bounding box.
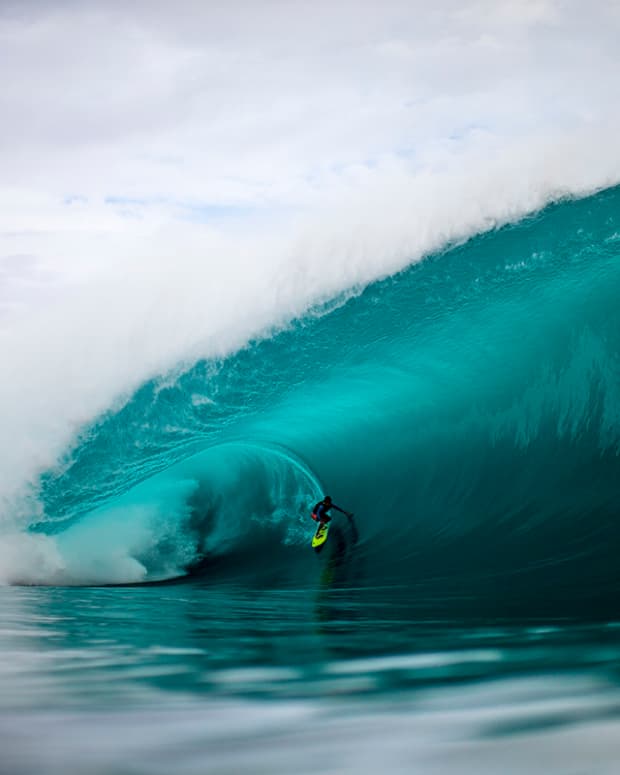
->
[312,500,346,522]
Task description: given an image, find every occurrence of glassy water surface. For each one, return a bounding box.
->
[2,582,620,774]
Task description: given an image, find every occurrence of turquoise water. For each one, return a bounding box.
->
[3,187,620,772]
[3,584,620,774]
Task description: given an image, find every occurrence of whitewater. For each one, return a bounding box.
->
[2,2,620,773]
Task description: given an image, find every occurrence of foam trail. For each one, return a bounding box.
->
[0,478,200,585]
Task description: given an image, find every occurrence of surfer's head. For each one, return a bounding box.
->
[324,495,332,504]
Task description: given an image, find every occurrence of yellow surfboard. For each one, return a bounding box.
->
[311,522,329,551]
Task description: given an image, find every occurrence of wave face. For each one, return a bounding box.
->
[8,186,620,612]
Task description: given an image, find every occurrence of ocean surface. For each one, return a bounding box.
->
[2,186,620,773]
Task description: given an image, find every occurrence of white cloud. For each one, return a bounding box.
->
[2,1,618,210]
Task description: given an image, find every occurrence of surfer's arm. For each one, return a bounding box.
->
[332,504,351,516]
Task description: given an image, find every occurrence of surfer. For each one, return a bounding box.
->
[311,495,353,525]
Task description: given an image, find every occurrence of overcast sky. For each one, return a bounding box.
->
[2,1,619,280]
